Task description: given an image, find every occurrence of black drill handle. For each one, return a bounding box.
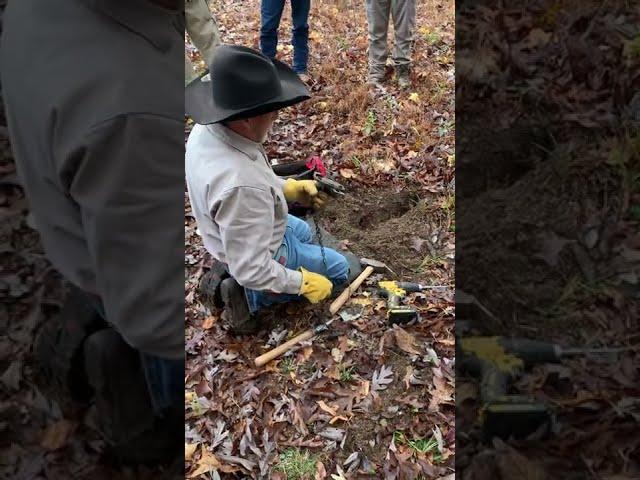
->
[396,282,424,293]
[499,338,561,364]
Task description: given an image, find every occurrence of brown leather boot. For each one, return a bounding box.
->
[220,278,260,334]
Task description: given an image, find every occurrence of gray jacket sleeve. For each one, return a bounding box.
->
[185,0,221,68]
[59,114,184,360]
[214,186,303,294]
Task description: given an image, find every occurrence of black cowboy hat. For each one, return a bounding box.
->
[185,45,310,124]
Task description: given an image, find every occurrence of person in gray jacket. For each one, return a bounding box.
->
[1,0,184,464]
[365,0,416,87]
[185,0,221,83]
[186,45,350,332]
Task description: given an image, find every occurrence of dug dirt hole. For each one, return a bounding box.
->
[320,184,449,278]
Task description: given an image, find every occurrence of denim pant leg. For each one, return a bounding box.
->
[287,213,313,243]
[260,0,286,59]
[139,354,184,415]
[291,0,311,73]
[246,215,349,312]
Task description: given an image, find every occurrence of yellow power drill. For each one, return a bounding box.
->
[377,281,445,324]
[458,336,628,439]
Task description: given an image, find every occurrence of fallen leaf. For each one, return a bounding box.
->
[189,450,222,478]
[534,231,573,267]
[409,92,420,103]
[331,347,344,363]
[432,425,444,453]
[41,420,76,451]
[372,365,394,391]
[185,443,198,461]
[0,360,22,391]
[319,427,345,441]
[428,375,453,411]
[300,346,314,361]
[317,400,338,416]
[410,236,427,252]
[344,451,359,467]
[356,380,370,400]
[424,347,439,365]
[215,350,238,362]
[403,366,414,390]
[339,305,363,322]
[202,315,216,329]
[339,168,356,179]
[457,382,478,404]
[316,461,327,479]
[217,454,257,472]
[329,415,350,424]
[521,28,552,49]
[331,465,347,480]
[394,327,422,356]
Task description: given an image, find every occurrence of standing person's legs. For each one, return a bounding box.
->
[184,0,222,69]
[365,0,392,81]
[290,0,311,74]
[260,0,287,60]
[391,0,416,69]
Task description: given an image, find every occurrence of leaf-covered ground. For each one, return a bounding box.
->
[457,1,640,478]
[185,0,455,478]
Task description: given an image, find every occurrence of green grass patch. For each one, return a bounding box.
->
[424,30,442,45]
[363,110,376,136]
[276,448,318,480]
[394,431,443,462]
[339,365,356,382]
[280,357,297,375]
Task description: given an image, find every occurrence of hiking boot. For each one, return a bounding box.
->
[198,260,229,309]
[220,278,259,334]
[34,286,106,404]
[396,65,411,88]
[83,329,180,465]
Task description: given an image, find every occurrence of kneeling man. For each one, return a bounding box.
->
[186,45,350,332]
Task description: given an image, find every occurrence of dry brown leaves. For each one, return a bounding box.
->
[185,0,455,477]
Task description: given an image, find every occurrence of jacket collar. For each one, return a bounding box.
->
[80,0,183,52]
[207,124,267,163]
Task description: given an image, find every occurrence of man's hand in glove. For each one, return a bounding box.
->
[298,267,332,303]
[283,179,328,210]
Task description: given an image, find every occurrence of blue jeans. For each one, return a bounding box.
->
[83,293,182,415]
[260,0,310,74]
[245,214,349,312]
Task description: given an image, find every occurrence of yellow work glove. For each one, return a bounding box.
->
[298,267,333,303]
[312,191,330,211]
[283,178,325,209]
